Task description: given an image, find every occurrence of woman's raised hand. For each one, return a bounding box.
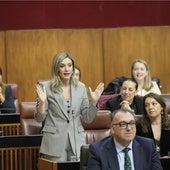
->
[88,82,104,105]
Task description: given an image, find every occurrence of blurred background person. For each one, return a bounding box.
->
[136,92,170,157]
[131,59,161,96]
[0,67,16,114]
[74,66,81,81]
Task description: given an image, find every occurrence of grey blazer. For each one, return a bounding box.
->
[35,81,98,158]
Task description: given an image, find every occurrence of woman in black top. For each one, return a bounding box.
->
[136,92,170,157]
[0,67,16,113]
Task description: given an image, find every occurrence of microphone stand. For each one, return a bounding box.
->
[72,110,78,161]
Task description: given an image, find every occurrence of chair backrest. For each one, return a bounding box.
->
[152,77,162,90]
[80,144,90,170]
[7,83,19,113]
[103,76,162,95]
[135,114,143,124]
[97,94,118,110]
[20,102,42,135]
[81,110,112,144]
[161,94,170,115]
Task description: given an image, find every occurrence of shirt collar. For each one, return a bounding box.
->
[113,137,133,153]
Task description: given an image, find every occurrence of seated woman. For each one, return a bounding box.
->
[0,67,16,114]
[136,92,170,157]
[131,59,161,96]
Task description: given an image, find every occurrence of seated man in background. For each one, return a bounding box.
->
[0,67,16,114]
[87,108,163,170]
[105,78,143,115]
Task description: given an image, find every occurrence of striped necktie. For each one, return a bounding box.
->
[123,147,132,170]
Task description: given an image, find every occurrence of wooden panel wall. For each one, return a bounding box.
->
[6,29,103,101]
[104,26,170,93]
[1,26,170,102]
[0,32,6,81]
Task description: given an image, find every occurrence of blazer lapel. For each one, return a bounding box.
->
[133,139,143,170]
[52,91,69,119]
[44,80,69,119]
[53,83,77,119]
[106,137,120,170]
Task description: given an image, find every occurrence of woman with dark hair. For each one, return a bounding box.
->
[0,67,16,113]
[136,92,170,157]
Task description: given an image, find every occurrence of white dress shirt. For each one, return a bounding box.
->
[114,138,135,170]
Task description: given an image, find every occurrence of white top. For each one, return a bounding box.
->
[136,81,161,96]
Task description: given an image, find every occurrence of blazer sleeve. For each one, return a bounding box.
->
[105,96,120,111]
[87,144,102,170]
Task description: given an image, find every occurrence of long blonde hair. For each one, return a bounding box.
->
[131,59,153,91]
[0,82,6,96]
[50,52,77,93]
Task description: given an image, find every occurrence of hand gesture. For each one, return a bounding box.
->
[36,84,47,103]
[120,100,131,111]
[88,82,104,105]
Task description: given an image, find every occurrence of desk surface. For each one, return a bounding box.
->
[0,113,20,123]
[0,135,42,148]
[58,161,80,170]
[160,157,170,170]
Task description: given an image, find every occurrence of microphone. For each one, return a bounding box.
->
[71,110,78,161]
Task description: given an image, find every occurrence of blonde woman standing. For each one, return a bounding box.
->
[35,52,104,162]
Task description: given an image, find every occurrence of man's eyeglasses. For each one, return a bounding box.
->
[112,120,136,128]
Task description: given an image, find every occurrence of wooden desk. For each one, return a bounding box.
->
[0,135,42,170]
[0,113,21,136]
[38,158,80,170]
[160,157,170,170]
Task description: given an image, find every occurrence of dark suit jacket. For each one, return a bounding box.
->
[87,136,163,170]
[105,95,143,115]
[0,85,16,114]
[137,123,170,157]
